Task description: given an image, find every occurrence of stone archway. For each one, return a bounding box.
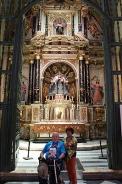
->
[1,0,122,172]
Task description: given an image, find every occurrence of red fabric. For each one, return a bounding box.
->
[66,157,77,184]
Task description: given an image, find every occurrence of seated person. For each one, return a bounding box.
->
[38,132,66,184]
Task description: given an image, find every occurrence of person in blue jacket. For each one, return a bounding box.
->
[38,132,65,184]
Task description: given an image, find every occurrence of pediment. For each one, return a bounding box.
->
[31,31,89,48]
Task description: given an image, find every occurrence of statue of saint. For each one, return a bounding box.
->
[57,79,63,94]
[49,74,68,95]
[56,23,64,35]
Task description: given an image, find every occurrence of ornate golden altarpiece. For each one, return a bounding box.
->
[21,2,106,140]
[20,102,106,140]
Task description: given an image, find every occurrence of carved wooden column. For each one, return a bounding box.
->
[85,60,91,103]
[72,14,74,36]
[45,14,48,36]
[79,57,91,104]
[40,77,44,104]
[28,60,34,104]
[76,77,79,120]
[33,56,40,103]
[79,56,86,103]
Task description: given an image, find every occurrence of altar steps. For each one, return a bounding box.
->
[1,170,122,183]
[0,170,80,183]
[33,137,86,143]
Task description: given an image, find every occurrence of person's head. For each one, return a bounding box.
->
[52,132,59,142]
[66,127,74,137]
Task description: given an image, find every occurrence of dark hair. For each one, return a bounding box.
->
[66,127,74,134]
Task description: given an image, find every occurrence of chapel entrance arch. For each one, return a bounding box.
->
[1,0,122,172]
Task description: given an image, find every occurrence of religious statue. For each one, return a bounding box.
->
[49,74,68,96]
[21,81,27,101]
[56,111,62,119]
[56,23,64,35]
[91,80,104,105]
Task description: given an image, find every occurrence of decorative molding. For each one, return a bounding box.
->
[42,54,77,60]
[48,12,71,23]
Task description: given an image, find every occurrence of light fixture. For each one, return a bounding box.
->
[79,56,84,60]
[85,60,89,64]
[30,60,34,64]
[36,55,40,60]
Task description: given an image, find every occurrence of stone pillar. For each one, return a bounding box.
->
[67,108,70,120]
[70,108,74,121]
[45,107,49,120]
[50,107,54,120]
[70,105,75,120]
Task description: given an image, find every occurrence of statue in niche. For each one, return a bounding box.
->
[53,18,67,35]
[91,80,104,105]
[49,74,68,95]
[69,82,76,97]
[57,79,64,93]
[56,23,64,35]
[57,111,62,119]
